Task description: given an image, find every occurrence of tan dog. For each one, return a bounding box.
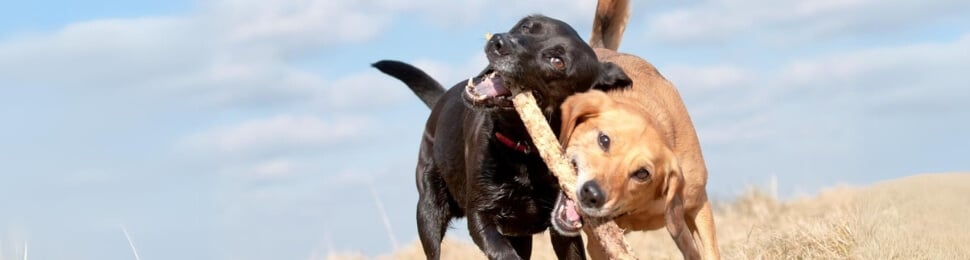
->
[557,1,719,259]
[549,51,722,259]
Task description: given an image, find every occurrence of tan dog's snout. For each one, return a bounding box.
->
[578,180,607,209]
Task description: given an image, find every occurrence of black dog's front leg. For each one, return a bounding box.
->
[467,211,524,260]
[550,230,586,260]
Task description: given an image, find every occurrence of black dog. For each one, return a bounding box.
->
[374,15,630,260]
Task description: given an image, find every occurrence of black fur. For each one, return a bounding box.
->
[372,60,446,108]
[374,15,630,260]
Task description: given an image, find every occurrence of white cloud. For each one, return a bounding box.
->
[251,159,295,178]
[0,17,206,88]
[184,115,374,155]
[0,0,398,109]
[0,0,604,112]
[203,0,392,55]
[376,0,596,28]
[321,72,411,110]
[779,34,970,87]
[664,64,754,94]
[696,110,773,145]
[646,0,970,44]
[687,33,970,149]
[773,33,970,114]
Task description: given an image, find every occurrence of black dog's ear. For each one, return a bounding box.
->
[592,62,632,91]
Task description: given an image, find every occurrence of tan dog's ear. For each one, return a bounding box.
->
[664,162,702,260]
[559,90,611,147]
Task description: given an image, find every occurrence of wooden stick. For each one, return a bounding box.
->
[510,90,636,260]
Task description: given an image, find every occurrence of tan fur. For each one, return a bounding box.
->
[560,48,721,260]
[589,0,630,50]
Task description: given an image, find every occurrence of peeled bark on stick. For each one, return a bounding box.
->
[509,90,636,260]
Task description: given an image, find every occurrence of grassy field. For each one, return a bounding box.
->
[330,173,970,259]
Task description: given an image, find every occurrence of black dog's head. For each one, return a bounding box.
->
[463,15,631,113]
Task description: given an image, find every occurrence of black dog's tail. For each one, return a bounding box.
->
[589,0,630,51]
[372,60,446,109]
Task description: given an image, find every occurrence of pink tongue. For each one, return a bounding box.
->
[473,77,509,97]
[564,198,581,222]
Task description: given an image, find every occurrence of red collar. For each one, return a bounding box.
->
[494,132,532,154]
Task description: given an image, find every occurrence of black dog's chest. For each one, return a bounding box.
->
[479,150,559,236]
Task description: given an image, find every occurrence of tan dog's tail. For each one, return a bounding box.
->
[589,0,630,51]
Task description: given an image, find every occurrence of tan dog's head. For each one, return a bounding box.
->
[551,90,688,236]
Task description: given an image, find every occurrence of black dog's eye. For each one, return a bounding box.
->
[549,57,565,70]
[631,168,651,181]
[597,132,610,151]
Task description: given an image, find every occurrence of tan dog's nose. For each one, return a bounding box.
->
[579,181,606,209]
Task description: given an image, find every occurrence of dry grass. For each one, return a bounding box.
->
[331,173,970,259]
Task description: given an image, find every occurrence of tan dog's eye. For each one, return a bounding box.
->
[597,131,610,151]
[549,57,566,70]
[631,168,650,181]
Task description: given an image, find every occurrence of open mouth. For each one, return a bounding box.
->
[552,192,583,236]
[464,69,514,108]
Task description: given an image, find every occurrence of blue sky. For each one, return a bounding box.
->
[1,0,968,259]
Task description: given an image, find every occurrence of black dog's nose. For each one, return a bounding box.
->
[487,33,510,56]
[579,181,606,209]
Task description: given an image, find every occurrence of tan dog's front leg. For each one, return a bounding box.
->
[667,203,700,260]
[690,199,721,260]
[664,170,701,260]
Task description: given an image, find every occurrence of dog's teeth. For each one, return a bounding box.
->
[485,32,493,41]
[467,77,474,87]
